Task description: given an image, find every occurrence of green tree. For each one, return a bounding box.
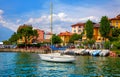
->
[69,33,82,43]
[2,40,11,45]
[51,34,62,44]
[9,32,19,44]
[104,41,111,49]
[17,24,38,48]
[87,39,95,48]
[112,28,120,37]
[85,20,94,40]
[99,16,110,41]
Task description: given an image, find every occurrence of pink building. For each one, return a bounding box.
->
[36,29,44,43]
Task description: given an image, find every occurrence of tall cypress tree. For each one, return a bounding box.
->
[85,20,94,40]
[99,16,110,41]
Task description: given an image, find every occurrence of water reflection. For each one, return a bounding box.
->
[13,53,40,77]
[0,52,120,77]
[37,61,75,77]
[74,56,120,76]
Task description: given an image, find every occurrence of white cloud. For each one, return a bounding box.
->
[0,10,4,21]
[24,12,99,34]
[79,16,99,22]
[0,9,19,32]
[0,0,120,34]
[16,19,21,23]
[0,8,99,34]
[0,9,3,15]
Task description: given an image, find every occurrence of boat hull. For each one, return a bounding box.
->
[38,53,75,63]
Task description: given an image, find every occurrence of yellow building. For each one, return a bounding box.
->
[109,14,120,28]
[71,23,85,34]
[93,24,103,43]
[58,31,72,45]
[82,23,113,43]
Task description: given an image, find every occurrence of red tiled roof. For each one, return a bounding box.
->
[71,23,85,27]
[94,24,100,28]
[58,31,72,36]
[109,14,120,20]
[94,23,114,28]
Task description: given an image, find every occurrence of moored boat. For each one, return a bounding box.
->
[99,50,109,57]
[39,53,75,63]
[92,50,101,56]
[39,2,75,63]
[89,50,95,55]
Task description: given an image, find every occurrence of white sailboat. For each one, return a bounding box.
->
[38,2,75,63]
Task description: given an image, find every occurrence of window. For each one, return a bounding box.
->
[79,26,81,28]
[74,30,76,32]
[78,30,81,32]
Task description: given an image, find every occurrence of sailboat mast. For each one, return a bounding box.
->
[50,2,53,53]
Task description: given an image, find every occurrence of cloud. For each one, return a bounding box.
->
[0,10,99,34]
[16,19,21,23]
[0,9,3,15]
[53,0,120,20]
[24,12,99,34]
[0,10,3,20]
[0,9,19,32]
[0,0,120,34]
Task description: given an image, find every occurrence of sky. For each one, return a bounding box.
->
[0,0,120,36]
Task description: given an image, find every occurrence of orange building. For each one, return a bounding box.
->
[109,14,120,28]
[71,23,85,34]
[58,31,72,45]
[36,29,44,43]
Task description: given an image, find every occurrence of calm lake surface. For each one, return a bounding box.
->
[0,52,120,77]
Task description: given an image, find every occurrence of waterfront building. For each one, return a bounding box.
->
[109,14,120,28]
[44,32,52,40]
[58,31,72,45]
[82,23,113,43]
[43,32,53,43]
[36,29,44,43]
[71,23,85,34]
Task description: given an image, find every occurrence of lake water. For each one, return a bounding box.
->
[0,52,120,77]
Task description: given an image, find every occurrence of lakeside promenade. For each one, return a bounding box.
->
[0,48,118,57]
[0,48,51,53]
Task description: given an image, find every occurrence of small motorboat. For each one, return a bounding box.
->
[92,50,101,56]
[99,50,109,57]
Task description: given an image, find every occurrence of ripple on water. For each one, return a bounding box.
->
[0,52,120,77]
